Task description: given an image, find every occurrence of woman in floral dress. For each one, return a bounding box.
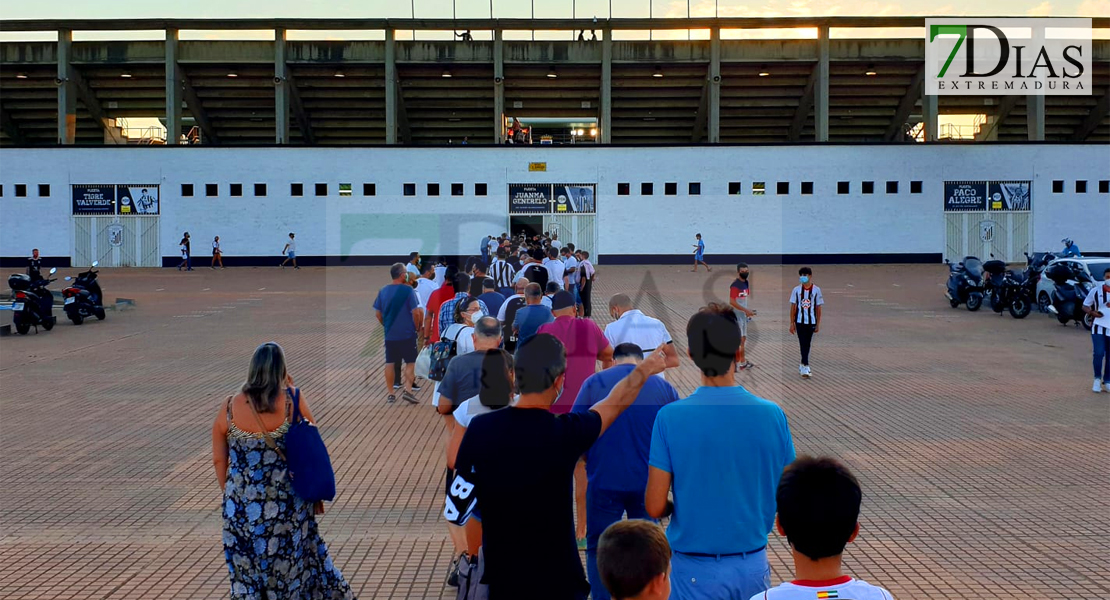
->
[211,342,355,600]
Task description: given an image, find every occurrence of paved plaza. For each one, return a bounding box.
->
[1,263,1107,600]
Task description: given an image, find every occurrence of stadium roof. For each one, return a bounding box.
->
[1,17,1107,146]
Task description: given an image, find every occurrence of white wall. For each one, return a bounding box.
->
[1,144,1107,261]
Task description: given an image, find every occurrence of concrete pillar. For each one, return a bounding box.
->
[493,29,504,143]
[385,29,397,145]
[274,28,290,144]
[1027,94,1045,140]
[57,29,76,145]
[165,30,182,144]
[922,93,939,142]
[815,25,829,142]
[709,27,721,143]
[600,29,612,144]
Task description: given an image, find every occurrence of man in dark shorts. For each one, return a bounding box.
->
[373,263,423,404]
[728,262,757,370]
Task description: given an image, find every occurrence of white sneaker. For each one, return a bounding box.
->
[1095,378,1103,393]
[801,365,812,379]
[799,364,806,377]
[805,365,813,377]
[1103,381,1110,393]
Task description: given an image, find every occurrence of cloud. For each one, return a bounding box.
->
[1026,1,1054,15]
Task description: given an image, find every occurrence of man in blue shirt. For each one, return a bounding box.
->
[571,343,680,600]
[646,303,795,600]
[1061,238,1082,257]
[373,263,424,404]
[513,282,555,345]
[477,277,506,319]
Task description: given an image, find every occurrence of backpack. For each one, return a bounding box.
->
[501,296,527,352]
[428,325,466,381]
[524,263,549,290]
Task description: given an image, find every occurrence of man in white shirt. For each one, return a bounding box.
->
[434,259,448,287]
[489,248,517,296]
[406,251,422,276]
[544,246,565,290]
[561,247,581,315]
[487,236,500,261]
[550,233,563,250]
[415,262,440,308]
[1082,266,1110,393]
[604,294,681,376]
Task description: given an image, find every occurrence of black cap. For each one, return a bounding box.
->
[551,290,575,311]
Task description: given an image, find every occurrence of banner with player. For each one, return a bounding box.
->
[116,185,160,215]
[552,184,596,214]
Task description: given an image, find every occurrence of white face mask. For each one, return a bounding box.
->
[467,308,485,322]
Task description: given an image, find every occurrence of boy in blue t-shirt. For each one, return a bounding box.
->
[691,233,711,273]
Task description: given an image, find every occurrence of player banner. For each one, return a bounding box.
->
[987,181,1031,211]
[553,184,596,214]
[71,185,117,215]
[509,184,552,214]
[116,185,160,215]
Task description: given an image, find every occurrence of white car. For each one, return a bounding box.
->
[1036,256,1110,314]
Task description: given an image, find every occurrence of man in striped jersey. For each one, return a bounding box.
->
[789,267,823,379]
[1082,267,1110,393]
[490,248,516,297]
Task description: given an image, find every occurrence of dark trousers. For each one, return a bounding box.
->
[796,323,816,366]
[580,280,594,317]
[585,488,654,600]
[1094,332,1110,380]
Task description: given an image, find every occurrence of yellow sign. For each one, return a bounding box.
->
[529,162,547,172]
[991,201,1002,209]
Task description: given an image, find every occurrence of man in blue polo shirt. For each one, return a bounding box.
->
[571,343,680,600]
[646,303,795,600]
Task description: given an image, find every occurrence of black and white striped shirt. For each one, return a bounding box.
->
[1084,286,1110,336]
[790,285,823,325]
[490,259,516,289]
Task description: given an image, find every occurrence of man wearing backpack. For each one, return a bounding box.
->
[373,263,424,404]
[498,278,530,352]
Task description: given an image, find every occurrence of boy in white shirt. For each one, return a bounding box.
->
[752,456,893,600]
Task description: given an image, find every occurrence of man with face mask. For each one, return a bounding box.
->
[728,263,758,370]
[789,267,823,379]
[1082,267,1110,393]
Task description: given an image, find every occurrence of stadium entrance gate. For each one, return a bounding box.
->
[71,185,161,267]
[943,181,1032,263]
[508,183,598,263]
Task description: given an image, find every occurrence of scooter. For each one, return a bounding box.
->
[8,267,57,334]
[1045,261,1095,328]
[945,256,984,311]
[62,261,105,325]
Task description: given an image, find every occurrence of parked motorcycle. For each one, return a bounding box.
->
[62,261,105,325]
[1045,261,1095,328]
[8,267,57,334]
[945,256,984,311]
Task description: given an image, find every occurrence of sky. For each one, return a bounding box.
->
[1,0,1107,41]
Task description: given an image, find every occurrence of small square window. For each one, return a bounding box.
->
[38,184,50,197]
[0,184,4,197]
[291,183,304,197]
[315,183,327,197]
[837,181,850,194]
[862,181,875,195]
[404,183,416,196]
[1099,180,1109,194]
[15,184,26,197]
[910,181,923,194]
[777,182,789,195]
[363,183,376,196]
[665,182,678,196]
[617,183,630,195]
[801,181,814,195]
[688,182,701,195]
[886,181,898,194]
[205,183,218,197]
[728,181,742,195]
[254,183,267,197]
[1052,180,1063,193]
[1075,180,1087,194]
[229,183,243,197]
[641,182,653,195]
[752,182,765,196]
[451,183,464,196]
[427,183,440,196]
[181,183,194,197]
[475,183,487,196]
[339,183,352,197]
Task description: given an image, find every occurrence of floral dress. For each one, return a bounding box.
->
[222,401,355,600]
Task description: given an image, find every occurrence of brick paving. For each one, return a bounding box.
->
[1,264,1107,600]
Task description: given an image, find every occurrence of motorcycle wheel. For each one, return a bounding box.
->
[70,313,84,325]
[1009,297,1031,319]
[1057,302,1074,325]
[42,315,54,331]
[949,298,960,308]
[966,293,983,311]
[14,319,30,335]
[990,293,1004,313]
[1037,292,1051,314]
[95,307,106,320]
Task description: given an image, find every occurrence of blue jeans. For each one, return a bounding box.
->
[1094,332,1110,380]
[585,488,654,600]
[670,549,770,600]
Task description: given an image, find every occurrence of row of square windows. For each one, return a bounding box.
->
[2,180,1109,198]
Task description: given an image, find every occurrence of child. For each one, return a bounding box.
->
[691,233,711,272]
[789,267,822,378]
[597,520,671,600]
[280,232,299,270]
[752,456,894,600]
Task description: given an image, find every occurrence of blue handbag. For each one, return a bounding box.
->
[282,388,337,503]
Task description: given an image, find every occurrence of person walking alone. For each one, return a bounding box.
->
[1082,267,1110,393]
[691,234,710,273]
[280,232,299,270]
[211,236,224,269]
[178,232,192,271]
[728,263,756,370]
[789,267,823,379]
